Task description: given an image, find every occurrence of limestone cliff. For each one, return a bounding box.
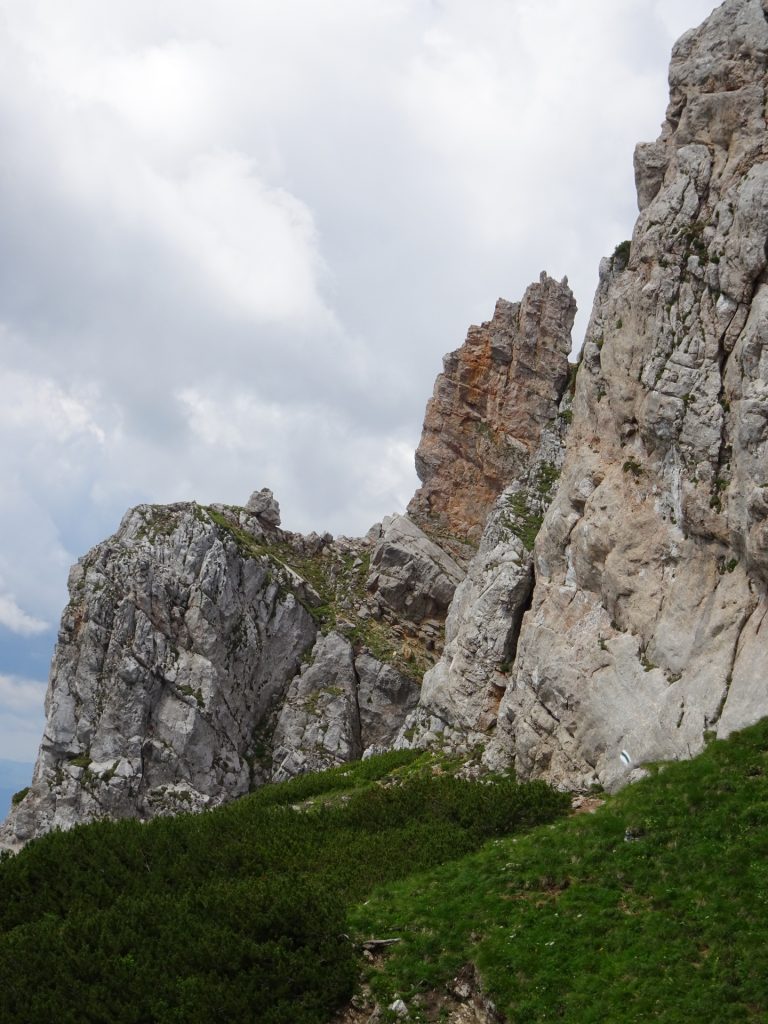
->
[487,0,768,790]
[0,498,424,850]
[394,275,575,757]
[396,0,768,790]
[0,270,573,849]
[407,274,575,557]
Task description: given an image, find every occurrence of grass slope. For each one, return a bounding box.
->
[351,720,768,1023]
[0,750,567,1024]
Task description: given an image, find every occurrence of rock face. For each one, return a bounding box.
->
[396,416,570,757]
[270,632,419,782]
[488,0,768,791]
[387,276,575,758]
[366,514,465,622]
[0,504,419,851]
[1,262,575,849]
[245,487,281,527]
[408,273,575,554]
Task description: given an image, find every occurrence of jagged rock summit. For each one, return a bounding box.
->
[5,0,768,849]
[408,273,575,558]
[0,500,434,851]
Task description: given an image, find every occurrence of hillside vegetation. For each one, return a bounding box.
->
[0,751,567,1024]
[2,721,767,1023]
[352,720,768,1022]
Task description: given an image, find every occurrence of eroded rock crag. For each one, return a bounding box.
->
[0,501,423,850]
[1,269,574,849]
[487,0,768,790]
[408,274,576,556]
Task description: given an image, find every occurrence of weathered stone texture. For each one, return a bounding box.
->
[407,273,575,553]
[270,632,420,781]
[396,417,570,758]
[0,504,420,850]
[9,0,768,849]
[0,503,316,850]
[366,514,465,622]
[490,0,768,791]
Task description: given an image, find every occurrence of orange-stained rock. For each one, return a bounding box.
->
[407,272,576,552]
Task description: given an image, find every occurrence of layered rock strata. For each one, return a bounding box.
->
[487,0,768,790]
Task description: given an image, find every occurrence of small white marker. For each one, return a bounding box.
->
[619,749,632,767]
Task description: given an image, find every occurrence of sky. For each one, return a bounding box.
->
[0,0,717,764]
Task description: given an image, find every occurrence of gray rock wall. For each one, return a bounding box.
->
[0,504,421,850]
[490,0,768,791]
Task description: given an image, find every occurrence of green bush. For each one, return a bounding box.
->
[612,239,631,268]
[0,753,568,1024]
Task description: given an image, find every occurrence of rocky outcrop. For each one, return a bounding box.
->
[396,416,568,758]
[366,514,465,623]
[0,504,421,850]
[0,503,310,849]
[2,258,578,849]
[487,0,768,791]
[270,632,419,781]
[407,273,575,555]
[9,0,768,848]
[245,487,282,527]
[381,276,575,757]
[270,632,362,782]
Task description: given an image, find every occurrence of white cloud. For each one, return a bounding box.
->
[0,597,49,637]
[0,674,48,712]
[166,152,332,325]
[0,363,105,444]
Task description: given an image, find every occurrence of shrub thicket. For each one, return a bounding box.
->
[0,751,569,1023]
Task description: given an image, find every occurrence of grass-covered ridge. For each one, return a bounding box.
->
[351,720,768,1022]
[0,750,568,1024]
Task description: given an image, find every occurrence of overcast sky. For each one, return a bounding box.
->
[0,0,716,764]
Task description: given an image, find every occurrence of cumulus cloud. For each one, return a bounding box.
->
[0,597,48,637]
[0,674,48,713]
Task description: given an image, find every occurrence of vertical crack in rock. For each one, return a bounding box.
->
[502,564,535,671]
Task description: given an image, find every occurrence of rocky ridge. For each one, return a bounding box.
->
[408,273,575,558]
[1,270,573,849]
[395,0,768,791]
[5,0,768,848]
[0,498,424,849]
